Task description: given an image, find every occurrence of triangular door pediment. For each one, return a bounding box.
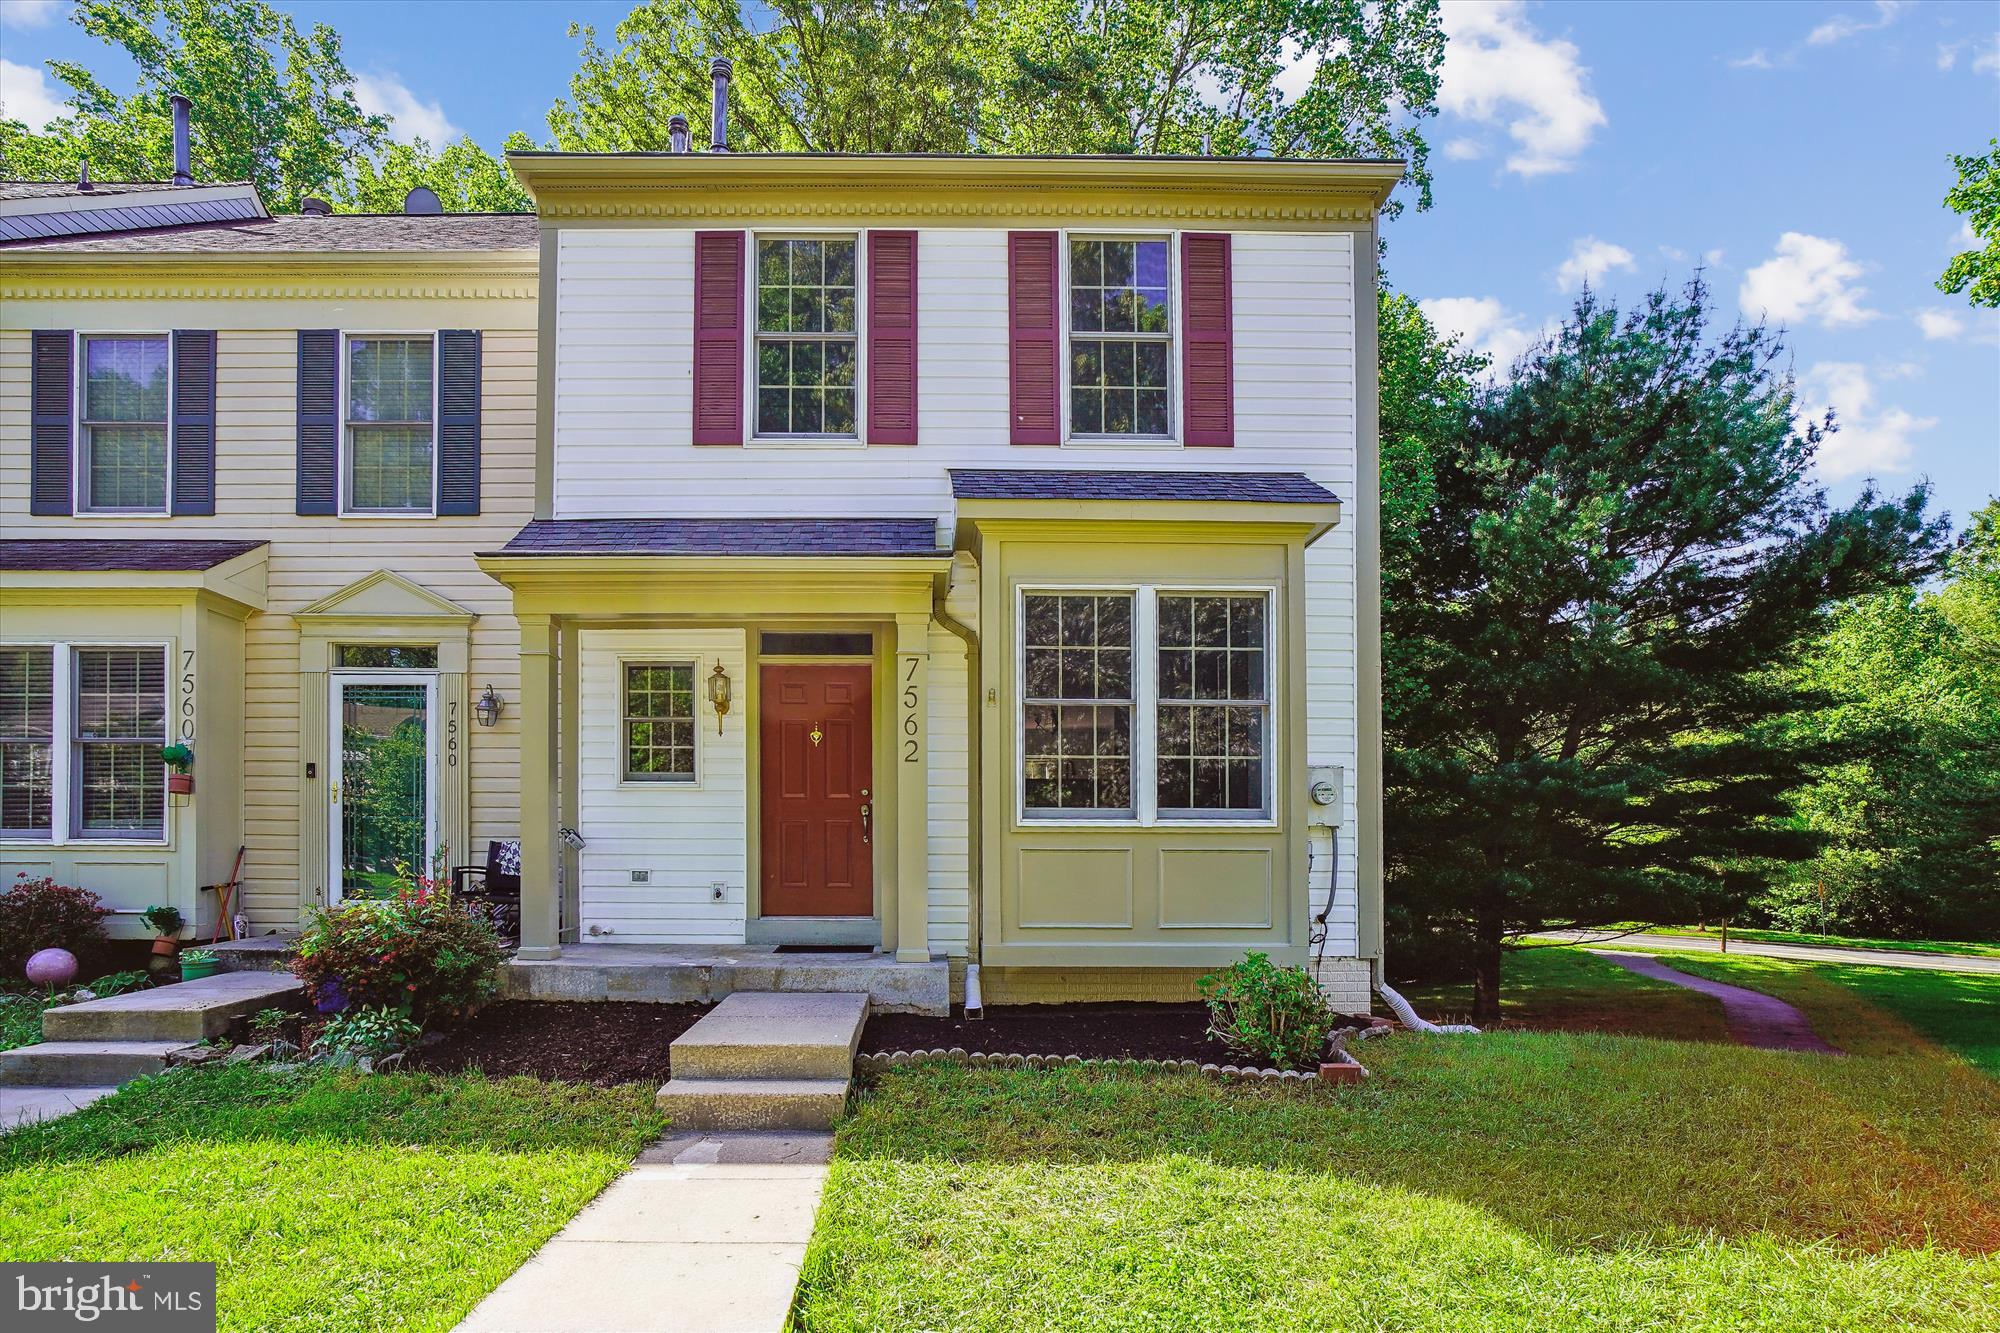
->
[295,569,476,623]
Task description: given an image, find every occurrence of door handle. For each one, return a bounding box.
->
[860,801,871,844]
[330,783,339,804]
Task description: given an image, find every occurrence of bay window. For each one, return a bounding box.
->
[80,334,170,513]
[0,644,168,842]
[345,335,436,513]
[1021,588,1272,822]
[755,236,858,437]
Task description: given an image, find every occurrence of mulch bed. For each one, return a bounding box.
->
[862,1002,1368,1074]
[407,1000,713,1086]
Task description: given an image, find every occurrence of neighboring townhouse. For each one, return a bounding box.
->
[485,143,1397,1008]
[0,164,537,940]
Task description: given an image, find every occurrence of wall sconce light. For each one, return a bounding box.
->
[706,661,732,735]
[474,684,504,728]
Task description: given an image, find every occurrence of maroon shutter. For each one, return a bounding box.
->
[1008,231,1060,445]
[867,230,918,445]
[693,230,745,446]
[1181,233,1234,447]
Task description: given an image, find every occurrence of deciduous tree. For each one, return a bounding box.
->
[1939,140,1999,308]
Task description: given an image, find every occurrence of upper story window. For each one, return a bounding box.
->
[80,335,170,513]
[345,335,435,514]
[1068,238,1171,439]
[756,237,857,438]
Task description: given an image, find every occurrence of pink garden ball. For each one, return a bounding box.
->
[24,948,78,988]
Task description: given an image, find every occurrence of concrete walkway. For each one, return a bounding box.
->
[454,1131,833,1333]
[1593,951,1841,1053]
[0,1085,118,1129]
[1544,929,1999,973]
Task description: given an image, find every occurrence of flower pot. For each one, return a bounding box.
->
[150,936,179,957]
[168,773,194,795]
[180,958,220,981]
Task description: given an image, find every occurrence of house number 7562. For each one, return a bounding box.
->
[901,656,921,762]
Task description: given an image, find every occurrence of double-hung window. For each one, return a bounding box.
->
[622,662,697,783]
[0,644,167,842]
[755,237,858,437]
[1068,237,1171,439]
[79,334,170,513]
[1021,589,1272,822]
[345,335,435,513]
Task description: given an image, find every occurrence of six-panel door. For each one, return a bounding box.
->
[760,663,874,916]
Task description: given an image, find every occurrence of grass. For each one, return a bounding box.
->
[1608,924,2000,959]
[1401,944,1730,1041]
[796,964,2000,1331]
[0,1063,668,1332]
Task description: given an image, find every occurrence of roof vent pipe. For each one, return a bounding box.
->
[78,161,92,191]
[299,197,332,217]
[709,57,732,152]
[669,114,690,154]
[169,93,194,185]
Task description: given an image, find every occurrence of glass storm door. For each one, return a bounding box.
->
[329,672,436,901]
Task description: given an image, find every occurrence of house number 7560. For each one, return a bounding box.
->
[901,656,921,762]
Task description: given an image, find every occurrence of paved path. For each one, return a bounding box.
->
[0,1085,119,1129]
[455,1131,833,1333]
[1593,951,1840,1053]
[1543,929,2000,974]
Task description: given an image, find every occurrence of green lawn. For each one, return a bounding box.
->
[1616,924,2000,959]
[0,1063,667,1332]
[798,971,2000,1331]
[1401,944,1730,1041]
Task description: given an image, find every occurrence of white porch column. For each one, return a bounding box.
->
[894,613,931,962]
[516,613,562,959]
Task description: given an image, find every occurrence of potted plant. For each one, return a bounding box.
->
[140,904,184,959]
[161,743,194,795]
[179,946,220,981]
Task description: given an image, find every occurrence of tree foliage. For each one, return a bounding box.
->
[544,0,1442,212]
[348,133,536,214]
[0,0,385,210]
[1939,139,1999,308]
[1384,279,1948,1016]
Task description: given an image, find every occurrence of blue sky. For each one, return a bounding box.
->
[3,0,1994,527]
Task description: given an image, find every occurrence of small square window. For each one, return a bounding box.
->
[623,662,697,782]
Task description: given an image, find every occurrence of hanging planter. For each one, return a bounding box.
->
[161,743,195,795]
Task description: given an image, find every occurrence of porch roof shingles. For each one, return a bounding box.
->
[0,538,267,571]
[948,469,1339,505]
[489,517,945,558]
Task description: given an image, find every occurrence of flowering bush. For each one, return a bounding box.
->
[0,874,110,976]
[1196,951,1339,1070]
[291,863,504,1027]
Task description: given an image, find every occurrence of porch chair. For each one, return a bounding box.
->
[452,839,522,942]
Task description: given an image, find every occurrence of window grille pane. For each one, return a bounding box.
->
[0,647,54,835]
[350,425,435,511]
[79,742,164,832]
[72,646,166,837]
[347,338,433,423]
[1156,594,1269,814]
[624,663,696,780]
[1022,593,1133,814]
[74,648,166,741]
[84,336,168,422]
[86,425,169,510]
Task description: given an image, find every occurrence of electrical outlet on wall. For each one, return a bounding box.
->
[710,881,727,901]
[629,869,651,884]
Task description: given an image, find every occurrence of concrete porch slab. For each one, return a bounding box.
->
[208,934,299,973]
[670,992,869,1081]
[41,970,301,1042]
[502,942,949,1015]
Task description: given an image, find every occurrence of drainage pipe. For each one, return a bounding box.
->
[1374,979,1480,1034]
[963,963,984,1020]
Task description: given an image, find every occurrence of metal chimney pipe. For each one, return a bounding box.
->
[709,58,732,152]
[169,93,193,185]
[669,114,690,154]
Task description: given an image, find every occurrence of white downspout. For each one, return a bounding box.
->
[1374,979,1480,1034]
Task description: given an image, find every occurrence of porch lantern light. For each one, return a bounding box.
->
[474,684,504,728]
[707,660,732,734]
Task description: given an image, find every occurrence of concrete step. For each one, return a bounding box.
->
[656,1077,851,1132]
[42,971,301,1044]
[670,992,869,1082]
[0,1040,198,1087]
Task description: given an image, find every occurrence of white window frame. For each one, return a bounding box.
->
[1061,231,1181,448]
[616,657,703,788]
[0,639,173,848]
[74,331,173,518]
[745,229,868,446]
[1014,584,1278,829]
[339,330,439,518]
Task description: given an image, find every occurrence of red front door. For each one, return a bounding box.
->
[760,663,874,916]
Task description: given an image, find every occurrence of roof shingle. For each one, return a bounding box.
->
[0,539,266,572]
[949,469,1339,505]
[491,518,944,558]
[1,211,539,253]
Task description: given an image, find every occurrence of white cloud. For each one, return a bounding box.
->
[353,71,459,147]
[1977,39,2000,77]
[1915,307,1966,340]
[1807,1,1908,48]
[1799,360,1934,481]
[0,57,63,130]
[1555,236,1636,292]
[1439,1,1605,178]
[1419,295,1543,370]
[0,1,61,31]
[1739,233,1877,328]
[1730,49,1776,70]
[1443,136,1486,161]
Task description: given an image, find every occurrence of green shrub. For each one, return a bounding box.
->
[1196,951,1338,1070]
[0,874,110,975]
[292,875,504,1027]
[314,1006,422,1064]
